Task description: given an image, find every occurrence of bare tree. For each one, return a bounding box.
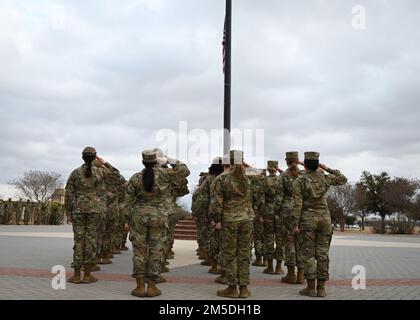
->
[354,182,369,230]
[9,170,62,202]
[327,183,357,232]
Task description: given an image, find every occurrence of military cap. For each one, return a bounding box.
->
[142,150,157,163]
[304,152,320,161]
[285,151,299,160]
[212,156,223,165]
[267,160,278,169]
[82,146,97,155]
[230,150,244,164]
[222,154,230,165]
[153,148,164,158]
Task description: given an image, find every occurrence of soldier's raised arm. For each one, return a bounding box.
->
[167,157,190,178]
[291,177,303,231]
[319,164,348,187]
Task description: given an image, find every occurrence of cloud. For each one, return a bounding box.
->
[1,0,420,202]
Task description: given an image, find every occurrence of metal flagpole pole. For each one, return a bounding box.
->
[223,0,232,156]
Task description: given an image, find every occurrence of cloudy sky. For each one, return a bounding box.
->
[1,0,420,201]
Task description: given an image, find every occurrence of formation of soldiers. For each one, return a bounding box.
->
[0,199,66,225]
[64,147,189,298]
[64,146,346,299]
[192,150,347,298]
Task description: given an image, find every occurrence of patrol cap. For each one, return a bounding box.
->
[222,154,230,165]
[212,157,223,165]
[267,160,278,169]
[230,150,244,165]
[82,147,97,155]
[286,151,299,160]
[304,152,320,161]
[142,150,157,163]
[153,148,164,158]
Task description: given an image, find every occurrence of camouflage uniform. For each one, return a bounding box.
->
[191,173,209,257]
[125,151,189,282]
[275,153,304,269]
[210,150,254,296]
[263,161,284,272]
[24,201,32,225]
[65,156,107,270]
[292,152,347,296]
[247,169,266,265]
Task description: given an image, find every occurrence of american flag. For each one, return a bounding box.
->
[222,17,227,74]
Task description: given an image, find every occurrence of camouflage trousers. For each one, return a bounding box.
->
[71,212,99,268]
[297,216,332,280]
[163,213,177,259]
[253,217,264,258]
[263,214,285,261]
[222,220,253,286]
[130,214,167,281]
[112,211,123,251]
[283,215,303,268]
[209,228,225,270]
[96,212,107,258]
[102,207,118,256]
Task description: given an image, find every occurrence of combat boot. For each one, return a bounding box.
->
[239,285,251,298]
[208,259,219,274]
[217,286,239,298]
[67,267,82,284]
[214,270,227,284]
[198,248,205,260]
[131,277,146,298]
[107,253,114,259]
[161,265,170,273]
[317,279,327,297]
[275,260,284,275]
[262,258,268,267]
[296,267,305,284]
[81,265,98,284]
[299,279,317,297]
[281,266,297,284]
[112,248,121,255]
[98,256,112,265]
[90,263,101,272]
[146,280,162,297]
[166,250,175,260]
[156,275,167,283]
[252,255,264,267]
[263,259,275,274]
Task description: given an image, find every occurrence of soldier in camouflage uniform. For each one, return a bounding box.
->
[65,147,107,284]
[275,152,305,284]
[191,173,208,259]
[248,168,266,267]
[194,157,224,274]
[262,160,284,275]
[125,150,189,298]
[24,200,32,225]
[292,152,347,297]
[210,150,254,299]
[118,179,129,251]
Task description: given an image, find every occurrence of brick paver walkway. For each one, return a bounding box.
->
[0,225,419,300]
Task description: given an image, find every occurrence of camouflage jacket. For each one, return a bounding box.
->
[263,174,282,217]
[291,169,348,228]
[209,169,254,224]
[65,165,107,215]
[125,160,189,224]
[246,169,266,220]
[161,160,190,216]
[274,169,304,216]
[194,174,217,222]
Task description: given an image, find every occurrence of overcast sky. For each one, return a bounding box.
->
[1,0,420,201]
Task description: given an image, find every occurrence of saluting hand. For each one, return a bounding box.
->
[215,222,223,230]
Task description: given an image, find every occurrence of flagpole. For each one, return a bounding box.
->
[223,0,232,155]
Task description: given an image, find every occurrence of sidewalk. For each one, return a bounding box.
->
[0,225,419,300]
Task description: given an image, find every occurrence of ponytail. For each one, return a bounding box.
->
[142,162,156,192]
[82,154,96,178]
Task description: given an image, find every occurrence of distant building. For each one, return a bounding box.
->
[51,188,65,204]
